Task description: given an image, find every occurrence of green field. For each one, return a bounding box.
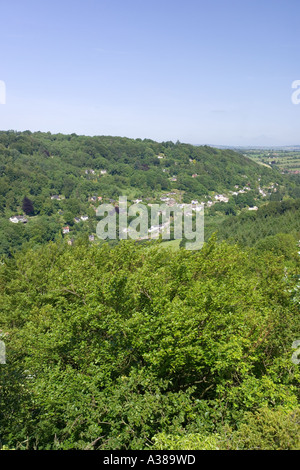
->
[160,239,182,250]
[241,147,300,173]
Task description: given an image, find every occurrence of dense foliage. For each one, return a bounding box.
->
[205,199,300,249]
[0,130,276,207]
[0,236,299,450]
[0,130,299,450]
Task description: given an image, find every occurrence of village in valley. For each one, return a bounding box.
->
[7,154,281,246]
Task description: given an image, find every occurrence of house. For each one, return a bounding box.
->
[192,174,198,178]
[215,194,229,203]
[68,238,75,245]
[62,226,69,234]
[9,215,27,224]
[100,170,107,175]
[89,234,95,241]
[248,206,258,211]
[166,198,176,206]
[51,195,61,200]
[259,188,267,197]
[90,196,97,202]
[148,225,160,233]
[81,215,89,221]
[74,217,81,223]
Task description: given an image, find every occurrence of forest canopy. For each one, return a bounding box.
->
[0,236,299,450]
[0,131,299,450]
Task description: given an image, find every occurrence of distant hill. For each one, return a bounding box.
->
[0,130,298,256]
[0,130,284,204]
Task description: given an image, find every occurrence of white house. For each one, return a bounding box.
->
[9,215,27,224]
[259,188,267,197]
[215,194,229,202]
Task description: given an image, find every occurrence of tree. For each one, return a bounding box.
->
[22,196,34,215]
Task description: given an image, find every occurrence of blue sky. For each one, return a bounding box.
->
[0,0,300,146]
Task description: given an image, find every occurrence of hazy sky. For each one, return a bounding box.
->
[0,0,300,146]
